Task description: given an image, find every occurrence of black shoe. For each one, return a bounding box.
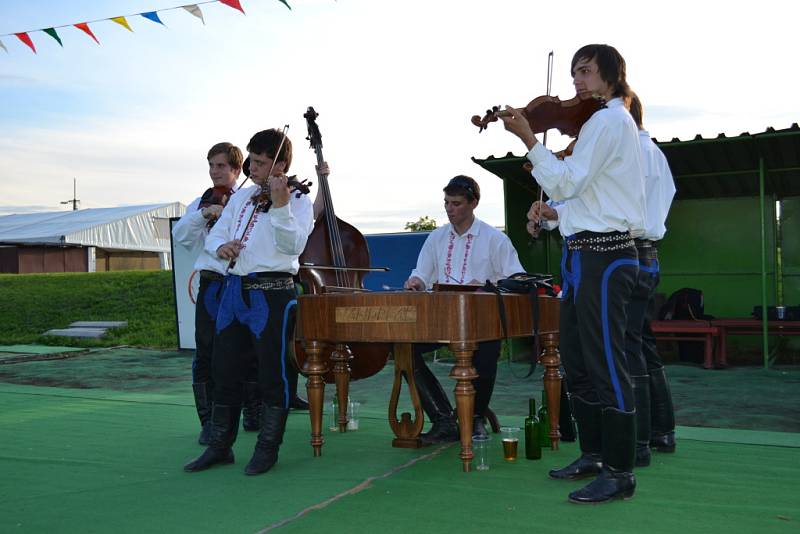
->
[245,404,289,476]
[548,453,602,480]
[184,447,234,472]
[420,417,459,444]
[650,431,676,453]
[567,466,636,504]
[290,395,310,411]
[568,406,636,503]
[472,415,488,440]
[184,404,240,472]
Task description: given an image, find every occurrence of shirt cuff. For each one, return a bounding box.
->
[526,143,550,167]
[269,204,293,222]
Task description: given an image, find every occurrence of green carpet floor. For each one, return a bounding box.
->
[1,349,798,533]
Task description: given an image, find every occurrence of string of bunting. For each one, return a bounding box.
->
[0,0,291,54]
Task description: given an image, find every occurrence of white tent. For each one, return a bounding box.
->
[0,203,185,253]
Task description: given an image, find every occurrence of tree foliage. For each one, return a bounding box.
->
[404,216,437,232]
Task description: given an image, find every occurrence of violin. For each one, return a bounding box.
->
[471,92,606,137]
[197,185,234,229]
[242,156,312,211]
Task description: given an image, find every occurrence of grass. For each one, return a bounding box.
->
[0,270,177,349]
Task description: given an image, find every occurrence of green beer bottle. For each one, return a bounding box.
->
[537,389,550,448]
[524,398,542,460]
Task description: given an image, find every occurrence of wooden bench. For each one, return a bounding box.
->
[650,320,720,369]
[710,318,800,367]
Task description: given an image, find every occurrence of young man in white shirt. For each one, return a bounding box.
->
[184,129,314,476]
[404,176,524,443]
[502,44,644,504]
[625,94,677,463]
[172,142,246,445]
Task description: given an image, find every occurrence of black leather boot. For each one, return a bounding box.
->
[184,404,240,472]
[649,366,676,453]
[632,374,651,467]
[568,407,636,504]
[413,356,458,444]
[242,382,262,432]
[245,404,289,476]
[559,380,577,442]
[192,382,212,445]
[472,373,495,439]
[549,395,602,480]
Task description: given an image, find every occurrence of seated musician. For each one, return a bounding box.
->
[403,175,524,442]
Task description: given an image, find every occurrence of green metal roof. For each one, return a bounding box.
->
[472,123,800,200]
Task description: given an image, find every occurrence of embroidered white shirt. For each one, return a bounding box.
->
[205,184,314,275]
[409,217,524,289]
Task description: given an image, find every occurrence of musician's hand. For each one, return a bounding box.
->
[499,106,538,150]
[527,201,557,222]
[216,240,243,260]
[316,161,330,179]
[201,204,223,220]
[269,173,290,208]
[404,276,426,291]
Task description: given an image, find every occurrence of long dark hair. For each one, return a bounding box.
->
[571,44,633,101]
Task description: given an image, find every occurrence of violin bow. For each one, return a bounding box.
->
[226,124,290,272]
[532,51,554,237]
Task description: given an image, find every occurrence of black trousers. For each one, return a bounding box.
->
[194,276,258,386]
[413,340,501,414]
[625,249,661,376]
[559,243,638,410]
[211,276,297,409]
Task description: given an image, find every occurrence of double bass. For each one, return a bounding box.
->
[294,107,392,383]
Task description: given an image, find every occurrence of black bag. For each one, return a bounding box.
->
[484,273,556,378]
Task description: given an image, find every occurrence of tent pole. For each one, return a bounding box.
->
[759,157,768,369]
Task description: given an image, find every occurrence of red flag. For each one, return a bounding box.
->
[219,0,245,14]
[74,22,100,44]
[14,32,36,53]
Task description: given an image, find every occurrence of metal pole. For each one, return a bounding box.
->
[759,157,768,369]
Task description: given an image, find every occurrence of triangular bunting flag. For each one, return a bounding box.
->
[219,0,245,14]
[140,11,165,26]
[14,32,36,53]
[277,0,291,10]
[183,5,206,25]
[111,16,133,32]
[0,39,7,53]
[43,28,64,46]
[74,22,100,44]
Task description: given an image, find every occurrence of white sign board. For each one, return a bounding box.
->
[170,218,199,350]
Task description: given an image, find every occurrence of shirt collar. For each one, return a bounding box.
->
[450,217,481,238]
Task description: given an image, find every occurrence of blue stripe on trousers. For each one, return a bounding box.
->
[601,258,639,410]
[279,299,297,409]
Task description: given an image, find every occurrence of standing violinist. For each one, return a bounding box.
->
[184,128,314,476]
[501,44,645,504]
[404,176,524,443]
[625,93,677,461]
[173,142,245,446]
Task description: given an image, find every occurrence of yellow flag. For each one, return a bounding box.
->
[111,16,133,32]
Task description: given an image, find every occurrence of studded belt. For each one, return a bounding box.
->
[242,278,295,291]
[567,231,634,252]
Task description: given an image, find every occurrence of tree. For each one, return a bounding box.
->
[404,216,437,232]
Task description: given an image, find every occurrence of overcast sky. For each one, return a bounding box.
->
[1,0,798,232]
